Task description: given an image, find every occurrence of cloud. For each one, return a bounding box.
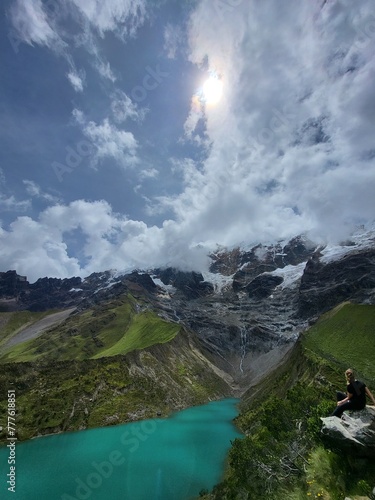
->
[22,180,60,204]
[67,70,85,92]
[0,200,207,282]
[0,215,81,281]
[175,0,375,244]
[8,0,148,88]
[3,0,375,281]
[8,0,62,49]
[111,90,147,123]
[0,195,31,213]
[139,168,158,180]
[67,0,147,38]
[95,60,117,82]
[0,171,31,212]
[163,23,183,59]
[72,110,138,168]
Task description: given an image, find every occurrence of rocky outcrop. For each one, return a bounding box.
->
[0,271,82,311]
[245,274,284,299]
[231,236,316,291]
[124,271,157,293]
[298,249,375,318]
[321,406,375,458]
[156,268,214,299]
[25,276,83,311]
[0,270,28,297]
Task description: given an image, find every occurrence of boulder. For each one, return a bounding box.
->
[321,406,375,458]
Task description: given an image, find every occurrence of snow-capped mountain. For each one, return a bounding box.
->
[1,227,374,385]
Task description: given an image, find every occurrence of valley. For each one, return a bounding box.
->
[0,228,375,498]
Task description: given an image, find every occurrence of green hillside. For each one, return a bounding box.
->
[0,295,180,363]
[302,302,375,383]
[0,310,57,348]
[203,302,375,500]
[0,293,230,443]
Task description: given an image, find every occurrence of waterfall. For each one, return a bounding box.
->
[239,326,247,373]
[173,309,181,323]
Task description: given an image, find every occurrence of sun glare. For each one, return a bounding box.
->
[201,75,223,105]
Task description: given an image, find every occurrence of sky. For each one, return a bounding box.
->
[0,0,375,282]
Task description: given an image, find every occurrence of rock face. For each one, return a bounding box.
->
[156,268,214,299]
[298,248,375,318]
[245,274,284,299]
[230,236,316,290]
[321,406,375,458]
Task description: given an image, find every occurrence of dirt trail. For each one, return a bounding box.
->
[4,308,76,348]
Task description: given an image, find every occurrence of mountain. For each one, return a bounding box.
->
[0,227,375,443]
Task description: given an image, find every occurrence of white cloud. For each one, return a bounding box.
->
[139,168,158,180]
[163,23,183,59]
[67,0,147,38]
[0,172,31,211]
[72,110,138,168]
[8,0,148,88]
[96,60,116,82]
[0,200,208,282]
[174,0,375,245]
[3,0,375,281]
[23,180,59,203]
[111,90,147,123]
[0,195,30,212]
[67,70,85,92]
[9,0,62,49]
[0,215,81,281]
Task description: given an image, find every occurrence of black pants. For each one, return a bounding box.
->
[332,391,364,418]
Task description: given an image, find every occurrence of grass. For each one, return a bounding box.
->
[0,335,230,443]
[0,296,180,363]
[94,312,179,358]
[206,301,375,500]
[0,310,58,347]
[302,302,375,383]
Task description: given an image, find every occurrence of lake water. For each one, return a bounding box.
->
[0,398,242,500]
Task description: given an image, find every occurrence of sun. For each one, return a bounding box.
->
[201,75,223,105]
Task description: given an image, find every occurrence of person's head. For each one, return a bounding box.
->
[345,368,355,383]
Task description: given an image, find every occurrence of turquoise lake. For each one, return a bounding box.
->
[0,398,242,500]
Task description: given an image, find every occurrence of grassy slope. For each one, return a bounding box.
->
[0,296,180,363]
[0,335,231,443]
[0,310,57,348]
[0,293,232,443]
[302,302,375,383]
[205,302,375,500]
[93,311,179,358]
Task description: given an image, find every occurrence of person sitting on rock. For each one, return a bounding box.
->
[332,368,375,418]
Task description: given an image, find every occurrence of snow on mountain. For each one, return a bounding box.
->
[201,271,234,293]
[321,225,375,264]
[270,262,307,290]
